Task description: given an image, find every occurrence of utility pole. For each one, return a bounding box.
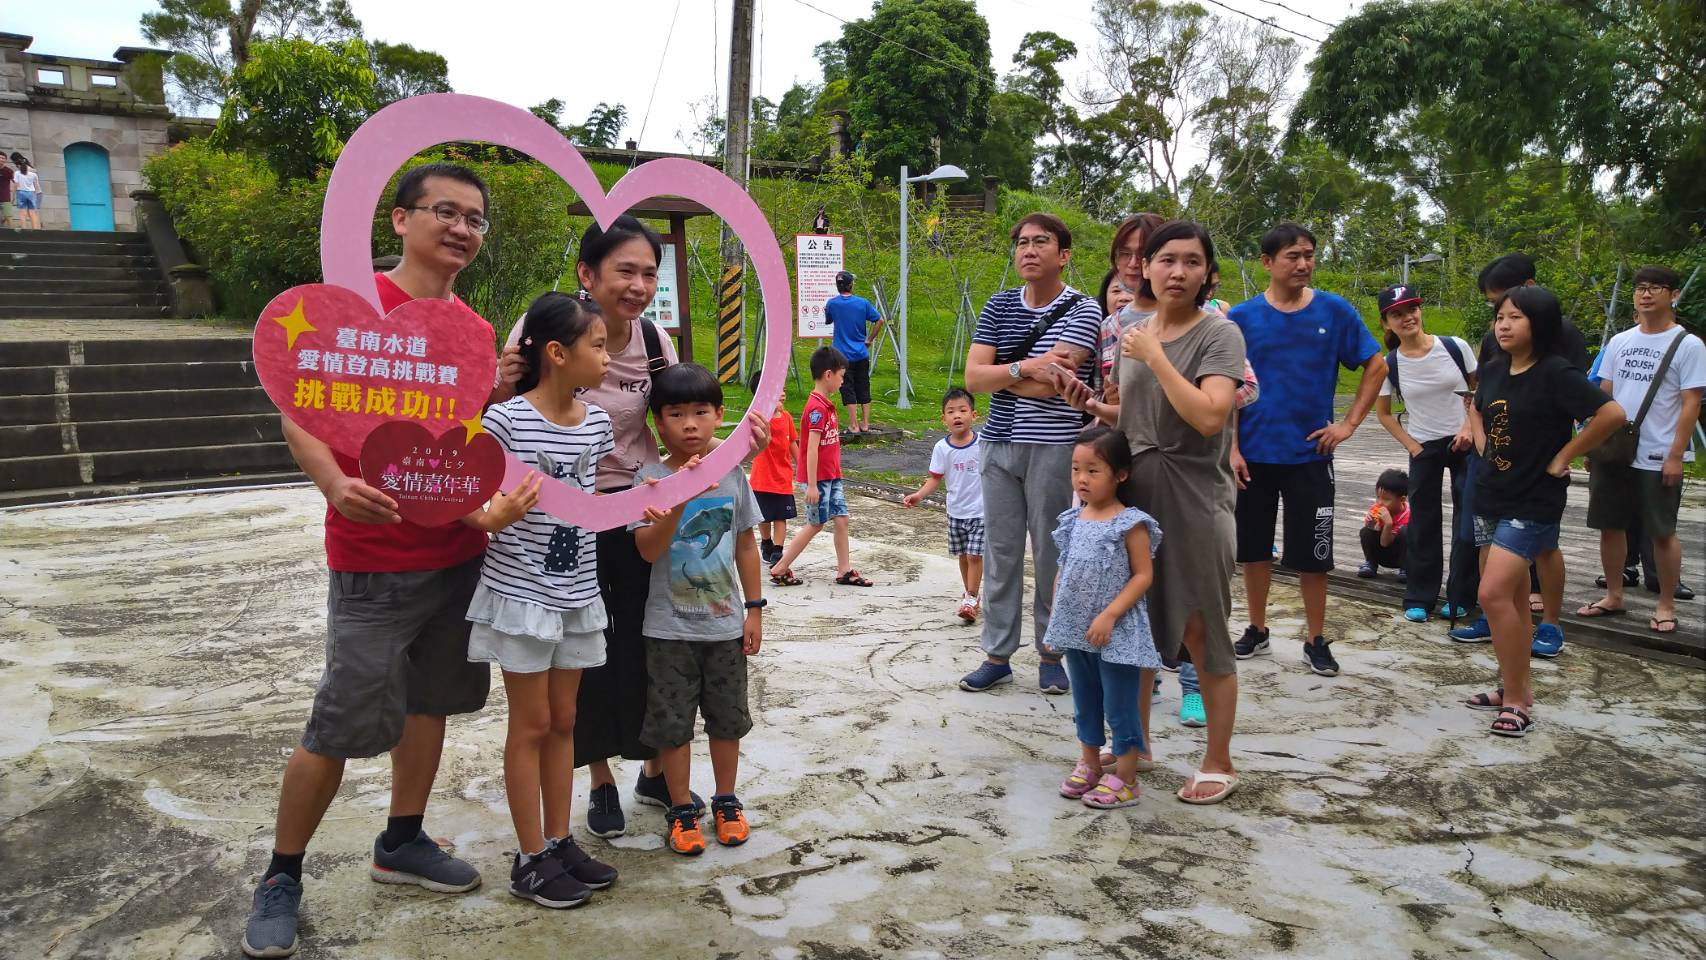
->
[716,0,755,385]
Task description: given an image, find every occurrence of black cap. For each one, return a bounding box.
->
[1378,283,1422,315]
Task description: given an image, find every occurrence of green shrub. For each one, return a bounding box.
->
[145,139,326,320]
[146,140,578,328]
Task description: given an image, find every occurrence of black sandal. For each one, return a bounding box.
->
[769,570,803,586]
[1465,688,1504,711]
[1490,705,1535,738]
[835,569,874,587]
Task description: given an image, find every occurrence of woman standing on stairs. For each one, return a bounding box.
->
[10,155,41,230]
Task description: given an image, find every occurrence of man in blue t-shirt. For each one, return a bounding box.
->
[824,271,884,434]
[1227,222,1386,678]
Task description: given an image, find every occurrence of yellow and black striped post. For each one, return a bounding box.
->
[716,263,744,384]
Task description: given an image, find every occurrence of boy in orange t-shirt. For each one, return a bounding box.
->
[749,383,799,567]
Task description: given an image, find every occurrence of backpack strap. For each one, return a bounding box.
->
[996,293,1088,366]
[1385,348,1401,401]
[640,318,669,378]
[1630,328,1690,430]
[1439,335,1471,389]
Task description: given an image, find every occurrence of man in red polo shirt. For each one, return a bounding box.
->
[244,163,522,958]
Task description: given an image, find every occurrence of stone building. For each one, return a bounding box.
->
[0,33,173,231]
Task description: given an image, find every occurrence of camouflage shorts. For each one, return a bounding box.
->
[640,636,752,748]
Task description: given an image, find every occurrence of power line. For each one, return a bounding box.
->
[1247,0,1339,30]
[1199,0,1323,43]
[635,0,685,151]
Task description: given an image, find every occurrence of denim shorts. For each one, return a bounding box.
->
[806,478,849,526]
[1473,516,1561,561]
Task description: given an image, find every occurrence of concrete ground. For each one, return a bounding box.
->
[2,487,1704,960]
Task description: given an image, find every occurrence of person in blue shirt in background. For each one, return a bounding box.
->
[1227,222,1386,678]
[825,271,884,434]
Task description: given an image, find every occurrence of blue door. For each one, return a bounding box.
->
[65,143,115,231]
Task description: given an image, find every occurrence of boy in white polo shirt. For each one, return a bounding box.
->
[904,388,986,622]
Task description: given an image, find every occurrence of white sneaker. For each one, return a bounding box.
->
[956,594,977,623]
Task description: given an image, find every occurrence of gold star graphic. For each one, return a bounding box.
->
[273,298,317,350]
[459,416,485,444]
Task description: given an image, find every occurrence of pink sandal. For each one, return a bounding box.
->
[1059,761,1099,799]
[1081,773,1140,809]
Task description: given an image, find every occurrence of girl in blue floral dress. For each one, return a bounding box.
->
[1046,426,1163,809]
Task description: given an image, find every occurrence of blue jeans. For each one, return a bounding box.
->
[1178,661,1200,696]
[1473,516,1561,562]
[1063,649,1147,756]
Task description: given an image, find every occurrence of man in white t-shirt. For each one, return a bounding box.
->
[1580,265,1705,636]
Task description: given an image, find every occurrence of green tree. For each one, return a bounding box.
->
[753,83,830,164]
[840,0,996,177]
[1294,0,1705,243]
[566,103,629,148]
[1043,1,1297,220]
[211,36,376,180]
[140,0,361,110]
[371,40,449,104]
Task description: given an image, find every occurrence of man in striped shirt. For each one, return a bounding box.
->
[956,212,1103,695]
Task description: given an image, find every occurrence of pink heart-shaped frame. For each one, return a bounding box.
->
[321,93,789,531]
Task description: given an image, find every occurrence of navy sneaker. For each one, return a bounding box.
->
[958,660,1013,692]
[509,851,590,909]
[634,771,704,817]
[1396,568,1408,584]
[1531,623,1565,659]
[241,874,302,958]
[1233,625,1270,660]
[1304,636,1340,677]
[1357,563,1377,579]
[1449,616,1491,643]
[551,835,617,889]
[1038,659,1069,695]
[586,782,625,838]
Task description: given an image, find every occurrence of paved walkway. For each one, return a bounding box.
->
[2,487,1702,958]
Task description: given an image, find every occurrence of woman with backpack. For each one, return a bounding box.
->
[1373,284,1479,624]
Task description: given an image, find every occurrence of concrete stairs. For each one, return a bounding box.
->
[0,229,171,320]
[0,335,303,507]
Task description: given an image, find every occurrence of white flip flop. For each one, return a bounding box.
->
[1176,771,1239,805]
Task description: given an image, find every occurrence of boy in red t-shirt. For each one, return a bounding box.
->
[768,346,873,587]
[243,163,526,960]
[749,381,799,567]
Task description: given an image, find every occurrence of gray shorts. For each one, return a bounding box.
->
[302,557,490,759]
[639,636,752,749]
[468,621,606,673]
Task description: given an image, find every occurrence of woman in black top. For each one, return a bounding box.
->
[1464,287,1623,737]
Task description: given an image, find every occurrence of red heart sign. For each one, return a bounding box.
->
[358,421,506,528]
[253,283,497,458]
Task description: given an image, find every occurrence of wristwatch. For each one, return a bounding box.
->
[1008,360,1024,381]
[744,598,768,610]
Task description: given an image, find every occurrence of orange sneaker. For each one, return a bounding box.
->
[711,796,750,846]
[666,806,705,856]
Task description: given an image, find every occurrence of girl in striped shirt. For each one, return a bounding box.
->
[464,291,619,909]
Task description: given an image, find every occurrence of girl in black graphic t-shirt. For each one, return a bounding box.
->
[1464,287,1623,738]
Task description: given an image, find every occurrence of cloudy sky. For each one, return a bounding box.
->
[52,0,1358,154]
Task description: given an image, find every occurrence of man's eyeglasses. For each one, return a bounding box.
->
[1632,283,1674,295]
[408,203,490,235]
